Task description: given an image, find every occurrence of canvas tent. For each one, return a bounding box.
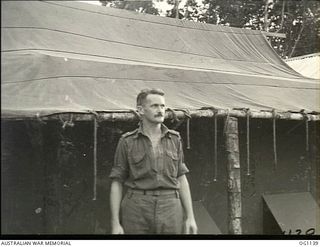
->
[2,1,319,118]
[1,1,319,235]
[285,53,320,80]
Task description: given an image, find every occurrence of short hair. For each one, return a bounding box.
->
[136,88,165,106]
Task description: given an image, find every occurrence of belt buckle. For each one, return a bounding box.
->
[153,190,161,196]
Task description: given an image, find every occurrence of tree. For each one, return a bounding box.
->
[176,0,320,58]
[166,0,184,19]
[271,0,320,58]
[99,0,160,15]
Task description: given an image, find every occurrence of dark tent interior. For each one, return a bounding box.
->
[2,118,319,234]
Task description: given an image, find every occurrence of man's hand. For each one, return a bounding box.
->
[184,217,198,234]
[111,222,124,234]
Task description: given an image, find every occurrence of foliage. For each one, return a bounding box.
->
[99,0,159,14]
[176,0,320,58]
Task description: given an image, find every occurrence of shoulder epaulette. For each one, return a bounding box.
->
[168,129,180,137]
[121,129,138,138]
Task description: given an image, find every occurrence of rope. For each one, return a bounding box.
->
[180,109,191,150]
[213,109,218,182]
[285,120,304,135]
[58,114,74,129]
[300,110,309,153]
[167,108,191,149]
[166,108,179,123]
[92,115,98,201]
[186,118,191,149]
[87,111,101,201]
[305,116,309,153]
[111,112,116,122]
[129,109,141,120]
[272,109,278,171]
[246,109,251,176]
[35,112,47,125]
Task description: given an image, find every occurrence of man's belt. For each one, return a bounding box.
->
[128,188,178,196]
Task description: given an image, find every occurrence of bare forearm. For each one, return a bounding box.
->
[178,175,195,219]
[110,180,123,224]
[178,175,197,233]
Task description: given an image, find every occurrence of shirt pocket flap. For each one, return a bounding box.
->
[166,150,178,160]
[131,152,146,164]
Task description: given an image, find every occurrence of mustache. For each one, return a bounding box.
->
[154,113,164,117]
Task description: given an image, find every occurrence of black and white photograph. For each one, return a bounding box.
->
[1,0,319,239]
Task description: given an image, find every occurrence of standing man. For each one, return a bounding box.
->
[109,88,197,234]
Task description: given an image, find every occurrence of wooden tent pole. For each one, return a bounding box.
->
[224,116,242,234]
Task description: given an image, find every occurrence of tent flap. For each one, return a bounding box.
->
[263,192,320,235]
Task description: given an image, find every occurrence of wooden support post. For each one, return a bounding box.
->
[224,116,242,234]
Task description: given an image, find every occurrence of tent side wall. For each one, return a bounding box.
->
[2,118,319,234]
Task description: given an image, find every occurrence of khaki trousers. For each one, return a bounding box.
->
[120,190,184,234]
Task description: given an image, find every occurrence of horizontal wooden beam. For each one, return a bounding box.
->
[262,31,286,39]
[2,109,319,122]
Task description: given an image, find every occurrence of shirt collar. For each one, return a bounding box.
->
[135,122,170,139]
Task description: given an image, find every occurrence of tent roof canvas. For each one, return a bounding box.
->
[2,1,319,119]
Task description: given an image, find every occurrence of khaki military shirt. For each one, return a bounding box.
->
[109,123,189,190]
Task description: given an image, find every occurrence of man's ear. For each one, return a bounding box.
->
[137,105,144,115]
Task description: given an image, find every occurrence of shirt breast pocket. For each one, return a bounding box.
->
[128,151,149,179]
[165,150,179,177]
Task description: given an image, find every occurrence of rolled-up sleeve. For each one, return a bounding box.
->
[177,137,189,177]
[109,137,129,182]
